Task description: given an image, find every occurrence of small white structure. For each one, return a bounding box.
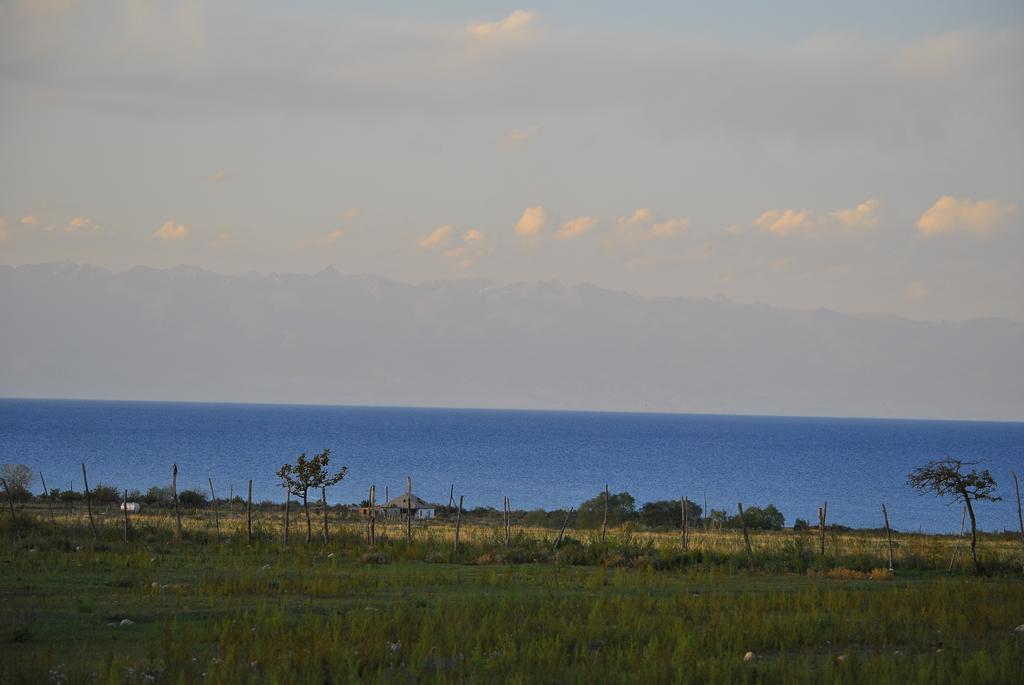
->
[382,493,435,520]
[119,502,141,513]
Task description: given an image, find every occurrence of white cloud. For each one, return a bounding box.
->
[342,207,362,220]
[915,196,1014,236]
[153,219,188,241]
[468,10,536,38]
[555,215,595,240]
[515,206,546,238]
[20,214,38,226]
[755,209,813,236]
[832,198,879,228]
[210,170,225,182]
[325,228,345,244]
[65,216,97,233]
[418,224,454,250]
[0,217,8,242]
[444,228,489,267]
[615,208,685,241]
[499,124,541,149]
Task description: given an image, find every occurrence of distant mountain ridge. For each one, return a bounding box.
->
[1,262,1021,421]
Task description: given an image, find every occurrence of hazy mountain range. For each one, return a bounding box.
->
[1,262,1021,421]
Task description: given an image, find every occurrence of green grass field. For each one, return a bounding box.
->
[2,509,1023,683]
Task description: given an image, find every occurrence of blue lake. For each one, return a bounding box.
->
[1,398,1022,533]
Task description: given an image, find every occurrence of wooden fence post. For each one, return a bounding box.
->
[284,489,291,545]
[454,495,464,555]
[448,483,455,509]
[406,476,413,542]
[208,478,220,541]
[172,464,183,542]
[369,484,377,547]
[553,508,574,551]
[818,503,828,557]
[322,486,329,544]
[1,478,17,538]
[601,484,609,544]
[1014,472,1024,574]
[122,489,130,544]
[737,502,752,556]
[247,479,253,545]
[949,505,967,570]
[703,492,708,531]
[882,503,894,571]
[504,496,511,547]
[40,471,56,527]
[681,497,689,552]
[81,463,98,541]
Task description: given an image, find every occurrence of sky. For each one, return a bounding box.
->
[1,0,1022,322]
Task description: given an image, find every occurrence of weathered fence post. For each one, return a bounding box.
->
[1,478,17,537]
[454,495,464,554]
[172,464,183,542]
[504,496,511,547]
[40,471,56,527]
[284,489,291,545]
[448,483,455,509]
[322,486,329,544]
[368,484,377,547]
[81,463,98,541]
[406,476,412,542]
[818,502,828,557]
[600,484,609,544]
[949,505,967,571]
[681,497,689,552]
[208,478,220,541]
[553,507,574,551]
[703,492,708,531]
[122,489,130,544]
[247,479,253,545]
[882,503,895,571]
[1014,472,1024,574]
[737,502,752,556]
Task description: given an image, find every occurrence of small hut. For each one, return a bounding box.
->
[382,493,436,520]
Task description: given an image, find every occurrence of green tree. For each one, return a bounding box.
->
[728,504,785,531]
[90,484,120,505]
[277,449,348,543]
[638,499,702,529]
[908,456,999,573]
[576,491,636,529]
[178,489,207,508]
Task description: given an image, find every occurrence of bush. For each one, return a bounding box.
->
[725,504,785,531]
[638,499,702,529]
[575,491,636,529]
[143,486,174,506]
[178,489,207,508]
[90,484,121,505]
[793,518,810,531]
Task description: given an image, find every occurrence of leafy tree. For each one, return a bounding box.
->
[178,489,207,508]
[143,486,174,506]
[277,449,347,543]
[59,489,83,504]
[1,464,33,502]
[90,484,120,505]
[575,491,636,529]
[793,518,810,531]
[638,499,702,529]
[908,456,999,573]
[721,504,784,531]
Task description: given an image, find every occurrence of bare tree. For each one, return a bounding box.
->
[0,464,33,501]
[907,456,999,573]
[276,449,347,543]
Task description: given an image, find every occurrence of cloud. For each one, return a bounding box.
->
[342,207,362,220]
[20,214,38,226]
[499,124,541,150]
[210,170,225,182]
[915,196,1014,236]
[906,281,929,300]
[755,209,813,236]
[615,208,685,241]
[831,198,879,228]
[418,224,454,250]
[0,217,8,242]
[755,199,879,236]
[152,219,188,241]
[468,10,536,38]
[65,216,97,233]
[325,228,345,244]
[515,206,546,237]
[443,228,489,267]
[555,215,595,240]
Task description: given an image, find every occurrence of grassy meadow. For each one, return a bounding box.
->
[1,505,1023,683]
